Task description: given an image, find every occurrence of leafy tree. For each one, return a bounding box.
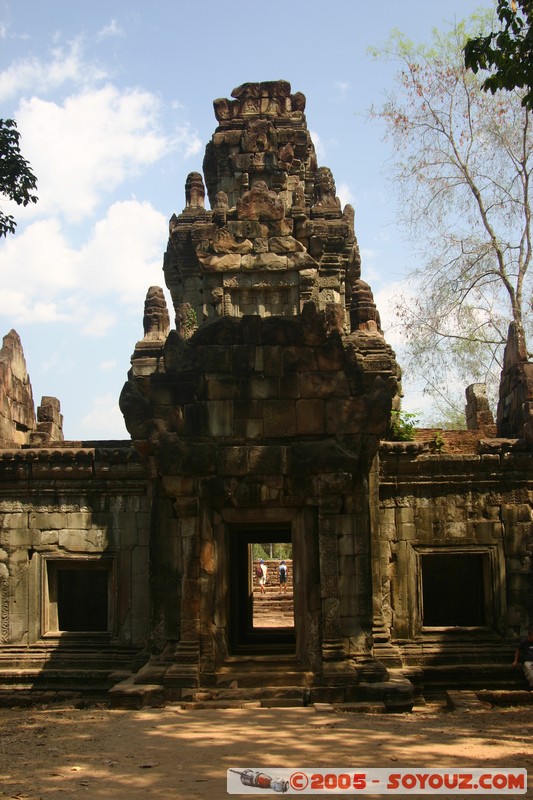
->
[387,410,419,441]
[0,118,38,237]
[464,0,533,111]
[370,16,533,415]
[252,543,292,560]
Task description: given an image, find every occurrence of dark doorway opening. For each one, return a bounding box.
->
[229,526,294,652]
[421,552,487,627]
[47,563,110,632]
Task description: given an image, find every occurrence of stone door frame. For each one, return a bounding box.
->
[227,524,294,651]
[219,507,319,672]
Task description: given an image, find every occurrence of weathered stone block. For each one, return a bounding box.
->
[325,397,366,433]
[291,441,359,474]
[319,494,343,514]
[65,512,92,530]
[247,445,288,475]
[29,512,67,530]
[174,497,199,516]
[198,253,242,272]
[296,399,325,435]
[475,520,501,541]
[269,236,304,254]
[206,401,233,436]
[200,540,215,574]
[231,345,255,374]
[234,418,263,439]
[252,237,268,253]
[300,371,349,399]
[316,337,345,372]
[227,220,263,240]
[216,446,249,475]
[283,346,317,373]
[397,523,417,541]
[279,374,300,399]
[205,377,240,400]
[245,377,279,400]
[57,530,102,551]
[262,400,297,437]
[0,512,27,530]
[184,404,208,436]
[241,253,288,271]
[263,346,284,377]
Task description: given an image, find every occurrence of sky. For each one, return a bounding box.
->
[0,0,494,440]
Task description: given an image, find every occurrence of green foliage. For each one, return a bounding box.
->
[387,410,419,441]
[433,430,446,452]
[425,406,468,430]
[464,0,533,111]
[252,543,269,560]
[0,119,38,237]
[183,307,198,338]
[252,543,292,560]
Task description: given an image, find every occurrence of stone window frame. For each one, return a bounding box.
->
[40,555,116,639]
[409,544,505,637]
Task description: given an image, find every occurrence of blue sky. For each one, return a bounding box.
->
[0,0,493,439]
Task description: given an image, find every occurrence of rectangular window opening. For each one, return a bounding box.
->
[421,552,488,628]
[46,561,111,633]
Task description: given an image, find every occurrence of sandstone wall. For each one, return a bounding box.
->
[379,442,533,654]
[0,445,150,652]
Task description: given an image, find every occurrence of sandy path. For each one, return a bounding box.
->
[1,703,532,799]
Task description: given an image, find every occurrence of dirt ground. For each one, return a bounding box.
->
[1,701,532,800]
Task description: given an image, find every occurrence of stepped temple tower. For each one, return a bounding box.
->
[0,81,531,707]
[119,80,402,697]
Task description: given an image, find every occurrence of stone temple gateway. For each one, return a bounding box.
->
[0,81,532,708]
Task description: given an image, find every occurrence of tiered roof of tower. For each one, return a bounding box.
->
[162,80,380,338]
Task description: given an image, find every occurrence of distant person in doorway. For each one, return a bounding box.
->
[512,627,533,689]
[278,560,288,593]
[257,559,268,594]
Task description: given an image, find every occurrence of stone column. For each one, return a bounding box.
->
[163,509,201,689]
[369,451,402,667]
[318,488,357,685]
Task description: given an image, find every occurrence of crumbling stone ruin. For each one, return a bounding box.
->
[0,82,532,708]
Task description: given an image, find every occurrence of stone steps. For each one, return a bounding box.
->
[0,644,142,702]
[215,654,307,688]
[411,663,528,698]
[0,667,133,705]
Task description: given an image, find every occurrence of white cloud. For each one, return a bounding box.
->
[80,392,127,436]
[100,359,117,371]
[0,218,77,293]
[174,125,202,159]
[0,39,108,102]
[309,129,325,162]
[80,309,117,337]
[337,182,354,209]
[17,86,171,222]
[373,280,414,347]
[97,19,124,40]
[335,81,350,99]
[39,349,75,375]
[76,199,168,304]
[0,199,168,330]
